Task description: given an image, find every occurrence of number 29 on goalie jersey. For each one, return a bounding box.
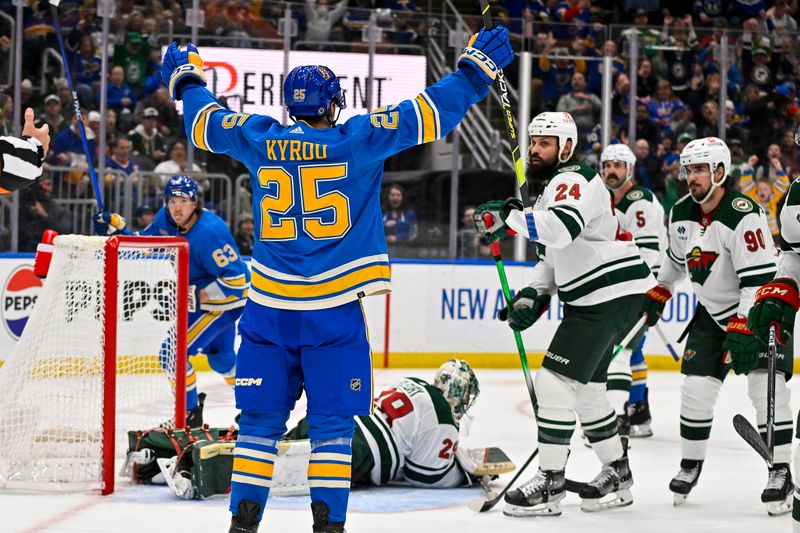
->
[179,71,488,310]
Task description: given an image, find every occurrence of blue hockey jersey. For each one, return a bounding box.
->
[180,69,489,310]
[140,207,250,311]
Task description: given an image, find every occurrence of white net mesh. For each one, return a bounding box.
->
[0,235,185,492]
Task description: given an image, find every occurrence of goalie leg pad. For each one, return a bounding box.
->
[748,369,793,464]
[229,409,289,521]
[535,368,578,471]
[680,375,722,461]
[307,414,355,524]
[576,381,623,464]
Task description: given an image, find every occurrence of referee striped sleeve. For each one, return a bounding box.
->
[0,136,44,191]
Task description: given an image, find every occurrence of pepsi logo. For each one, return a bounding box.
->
[2,265,42,340]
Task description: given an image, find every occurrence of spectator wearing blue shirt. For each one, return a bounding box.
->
[382,184,417,250]
[105,135,139,176]
[69,34,101,107]
[539,37,577,110]
[104,65,137,116]
[648,80,685,129]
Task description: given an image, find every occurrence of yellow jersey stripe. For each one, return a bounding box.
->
[252,264,390,300]
[308,462,351,479]
[205,293,247,305]
[192,103,222,151]
[220,276,248,288]
[188,311,222,343]
[419,91,440,140]
[415,94,436,143]
[233,457,274,478]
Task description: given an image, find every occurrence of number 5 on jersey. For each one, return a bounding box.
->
[257,163,352,241]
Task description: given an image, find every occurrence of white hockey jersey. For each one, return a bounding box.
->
[504,161,655,306]
[777,178,800,280]
[658,188,777,329]
[355,377,464,488]
[614,185,667,276]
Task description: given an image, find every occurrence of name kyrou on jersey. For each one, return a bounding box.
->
[266,140,328,162]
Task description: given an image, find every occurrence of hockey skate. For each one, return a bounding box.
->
[311,501,346,532]
[669,459,703,506]
[503,468,566,517]
[579,455,633,512]
[762,463,793,516]
[627,398,653,438]
[229,499,260,533]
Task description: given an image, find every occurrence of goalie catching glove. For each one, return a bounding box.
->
[497,287,551,331]
[457,25,514,85]
[473,198,522,242]
[162,42,207,100]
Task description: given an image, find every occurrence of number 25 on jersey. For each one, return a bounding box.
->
[257,163,352,241]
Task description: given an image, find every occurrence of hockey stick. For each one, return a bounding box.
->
[653,323,680,361]
[611,315,647,358]
[468,447,537,512]
[49,0,105,211]
[731,324,777,466]
[477,0,530,211]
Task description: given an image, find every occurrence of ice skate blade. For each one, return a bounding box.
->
[766,496,792,516]
[673,493,688,506]
[503,502,562,517]
[580,489,633,512]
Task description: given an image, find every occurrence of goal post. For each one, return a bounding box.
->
[0,235,189,495]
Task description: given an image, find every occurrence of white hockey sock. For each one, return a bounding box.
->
[679,375,722,461]
[577,381,623,464]
[748,370,793,464]
[534,368,577,471]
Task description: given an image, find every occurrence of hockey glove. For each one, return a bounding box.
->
[187,284,197,313]
[724,317,760,375]
[162,42,207,100]
[640,285,671,327]
[497,287,551,331]
[93,211,127,236]
[748,277,800,347]
[473,198,522,242]
[457,25,514,85]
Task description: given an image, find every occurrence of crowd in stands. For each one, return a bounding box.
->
[2,0,800,257]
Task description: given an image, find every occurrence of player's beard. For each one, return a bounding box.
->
[689,181,711,202]
[604,171,622,190]
[526,154,558,184]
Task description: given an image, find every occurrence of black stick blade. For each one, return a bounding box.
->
[732,414,772,465]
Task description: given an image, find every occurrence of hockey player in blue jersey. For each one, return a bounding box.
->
[160,23,512,533]
[94,175,250,426]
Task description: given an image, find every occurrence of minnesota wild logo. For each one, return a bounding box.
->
[686,246,719,285]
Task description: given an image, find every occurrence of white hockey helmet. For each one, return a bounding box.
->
[600,143,636,190]
[527,112,578,163]
[679,136,731,204]
[433,358,479,421]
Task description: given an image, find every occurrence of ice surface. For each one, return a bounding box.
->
[1,368,795,532]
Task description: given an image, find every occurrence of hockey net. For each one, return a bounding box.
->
[0,235,188,495]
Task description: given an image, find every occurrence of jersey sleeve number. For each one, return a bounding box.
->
[212,243,239,267]
[377,388,414,427]
[554,183,581,201]
[744,229,766,251]
[257,163,351,241]
[370,105,399,129]
[635,210,645,228]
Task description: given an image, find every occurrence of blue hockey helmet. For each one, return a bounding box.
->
[283,65,346,122]
[163,175,199,204]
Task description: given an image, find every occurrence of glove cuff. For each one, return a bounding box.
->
[169,63,207,100]
[755,277,800,311]
[457,47,498,84]
[645,285,672,304]
[726,316,753,335]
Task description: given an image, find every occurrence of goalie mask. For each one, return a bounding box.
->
[433,358,479,421]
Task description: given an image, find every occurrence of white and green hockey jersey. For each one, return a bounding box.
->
[355,377,464,488]
[504,161,655,306]
[658,188,777,328]
[777,178,800,280]
[614,185,666,277]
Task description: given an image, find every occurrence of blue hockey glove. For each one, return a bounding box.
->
[162,42,207,100]
[93,211,127,236]
[457,25,514,84]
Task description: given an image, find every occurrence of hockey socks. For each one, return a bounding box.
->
[229,435,278,521]
[308,441,353,522]
[185,364,198,410]
[628,337,647,404]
